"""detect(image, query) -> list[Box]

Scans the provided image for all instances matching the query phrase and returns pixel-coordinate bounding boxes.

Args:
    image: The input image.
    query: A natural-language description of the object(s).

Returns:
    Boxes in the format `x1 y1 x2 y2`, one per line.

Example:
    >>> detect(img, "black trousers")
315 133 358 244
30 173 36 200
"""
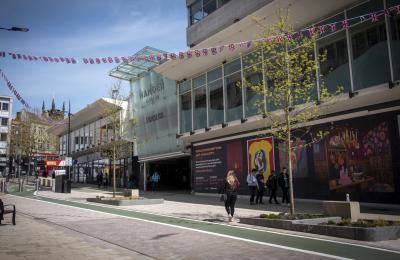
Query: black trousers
249 186 257 203
256 189 264 204
269 189 278 203
281 187 290 203
225 194 237 216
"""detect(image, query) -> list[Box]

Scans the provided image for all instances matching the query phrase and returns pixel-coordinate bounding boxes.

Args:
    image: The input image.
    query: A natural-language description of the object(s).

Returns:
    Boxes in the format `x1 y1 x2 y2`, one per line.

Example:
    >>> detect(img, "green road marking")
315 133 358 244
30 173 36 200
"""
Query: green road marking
10 191 400 260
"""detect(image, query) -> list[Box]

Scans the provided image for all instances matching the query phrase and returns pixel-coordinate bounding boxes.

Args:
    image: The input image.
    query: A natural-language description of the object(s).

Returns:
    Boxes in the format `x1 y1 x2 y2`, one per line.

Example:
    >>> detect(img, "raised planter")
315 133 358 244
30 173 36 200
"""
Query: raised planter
87 197 164 206
240 217 400 241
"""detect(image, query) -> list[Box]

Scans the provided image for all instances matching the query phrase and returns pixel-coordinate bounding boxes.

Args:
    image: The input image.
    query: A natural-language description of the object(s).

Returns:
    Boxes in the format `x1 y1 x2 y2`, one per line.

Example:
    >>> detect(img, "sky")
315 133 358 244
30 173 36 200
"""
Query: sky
0 0 187 115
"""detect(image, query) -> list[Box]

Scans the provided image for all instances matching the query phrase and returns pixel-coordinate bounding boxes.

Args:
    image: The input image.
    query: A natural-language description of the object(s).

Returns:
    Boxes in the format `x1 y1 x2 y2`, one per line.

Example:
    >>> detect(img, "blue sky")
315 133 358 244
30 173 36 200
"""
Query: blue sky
0 0 187 115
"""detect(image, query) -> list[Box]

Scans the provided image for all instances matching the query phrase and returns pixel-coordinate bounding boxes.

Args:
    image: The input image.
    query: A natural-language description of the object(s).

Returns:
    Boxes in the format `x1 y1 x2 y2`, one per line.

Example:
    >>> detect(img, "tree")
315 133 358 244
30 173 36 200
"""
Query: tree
98 81 127 197
246 13 342 215
10 109 58 187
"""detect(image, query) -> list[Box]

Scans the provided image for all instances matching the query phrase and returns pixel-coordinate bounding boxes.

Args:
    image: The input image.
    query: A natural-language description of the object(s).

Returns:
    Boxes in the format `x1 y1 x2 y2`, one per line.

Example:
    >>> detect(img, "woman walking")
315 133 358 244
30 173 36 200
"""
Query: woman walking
221 170 240 222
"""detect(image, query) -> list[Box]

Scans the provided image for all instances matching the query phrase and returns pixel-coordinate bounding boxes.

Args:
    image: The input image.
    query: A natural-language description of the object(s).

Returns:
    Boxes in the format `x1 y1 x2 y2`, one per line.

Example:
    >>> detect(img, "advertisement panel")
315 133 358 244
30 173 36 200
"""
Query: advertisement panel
247 137 275 183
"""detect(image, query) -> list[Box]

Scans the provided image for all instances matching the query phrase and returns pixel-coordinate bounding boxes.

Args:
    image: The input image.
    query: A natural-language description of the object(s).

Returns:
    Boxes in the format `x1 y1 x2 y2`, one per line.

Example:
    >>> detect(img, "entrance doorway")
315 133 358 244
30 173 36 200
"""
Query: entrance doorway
147 157 191 190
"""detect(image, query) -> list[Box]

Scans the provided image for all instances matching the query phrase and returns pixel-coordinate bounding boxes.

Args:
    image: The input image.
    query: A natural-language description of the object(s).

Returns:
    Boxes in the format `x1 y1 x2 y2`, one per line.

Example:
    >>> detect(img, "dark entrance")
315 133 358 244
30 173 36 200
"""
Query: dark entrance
148 157 191 190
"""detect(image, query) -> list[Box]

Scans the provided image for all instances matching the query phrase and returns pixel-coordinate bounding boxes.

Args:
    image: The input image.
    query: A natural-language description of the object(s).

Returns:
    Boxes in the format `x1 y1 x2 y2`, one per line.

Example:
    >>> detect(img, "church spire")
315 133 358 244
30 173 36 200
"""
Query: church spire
62 101 65 113
51 98 55 111
42 100 45 113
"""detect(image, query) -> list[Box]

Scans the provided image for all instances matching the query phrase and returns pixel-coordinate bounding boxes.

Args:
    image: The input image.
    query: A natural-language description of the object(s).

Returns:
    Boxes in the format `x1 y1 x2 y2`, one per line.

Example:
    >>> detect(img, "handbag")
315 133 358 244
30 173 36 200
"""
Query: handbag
220 194 226 201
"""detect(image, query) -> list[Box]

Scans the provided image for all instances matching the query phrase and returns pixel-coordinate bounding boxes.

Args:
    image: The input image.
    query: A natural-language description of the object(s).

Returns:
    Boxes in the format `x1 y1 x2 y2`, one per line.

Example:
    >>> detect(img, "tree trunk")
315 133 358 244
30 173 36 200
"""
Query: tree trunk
113 144 116 197
286 112 295 215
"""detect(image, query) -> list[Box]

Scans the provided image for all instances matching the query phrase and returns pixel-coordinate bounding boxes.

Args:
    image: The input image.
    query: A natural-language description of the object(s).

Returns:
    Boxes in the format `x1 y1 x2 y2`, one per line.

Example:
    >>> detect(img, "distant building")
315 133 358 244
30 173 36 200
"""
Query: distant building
0 95 12 176
48 98 136 187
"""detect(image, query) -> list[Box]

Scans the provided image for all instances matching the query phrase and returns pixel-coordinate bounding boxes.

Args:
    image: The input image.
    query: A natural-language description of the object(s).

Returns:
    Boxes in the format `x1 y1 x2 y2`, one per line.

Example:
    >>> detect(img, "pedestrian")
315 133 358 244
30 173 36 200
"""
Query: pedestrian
255 170 265 205
246 168 258 205
103 170 108 189
97 171 103 189
151 170 160 191
278 167 290 205
220 170 240 222
267 170 279 204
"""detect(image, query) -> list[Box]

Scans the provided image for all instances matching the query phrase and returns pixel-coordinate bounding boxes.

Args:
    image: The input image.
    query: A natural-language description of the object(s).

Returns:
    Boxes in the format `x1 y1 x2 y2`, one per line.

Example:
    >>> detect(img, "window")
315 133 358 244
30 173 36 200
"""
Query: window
224 59 242 122
389 0 400 80
243 50 264 117
348 0 390 90
193 74 207 130
0 133 7 142
190 0 203 25
203 0 217 17
179 80 192 133
1 103 9 111
1 118 8 126
189 0 230 25
207 67 224 126
180 92 192 133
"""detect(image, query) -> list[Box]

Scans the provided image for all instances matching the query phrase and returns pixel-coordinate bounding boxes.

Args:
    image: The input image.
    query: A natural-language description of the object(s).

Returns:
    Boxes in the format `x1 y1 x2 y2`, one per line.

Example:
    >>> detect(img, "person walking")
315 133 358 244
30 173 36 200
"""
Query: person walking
151 170 160 191
96 171 103 189
267 170 279 204
255 170 265 205
278 167 290 205
220 170 240 222
246 168 258 205
103 170 108 189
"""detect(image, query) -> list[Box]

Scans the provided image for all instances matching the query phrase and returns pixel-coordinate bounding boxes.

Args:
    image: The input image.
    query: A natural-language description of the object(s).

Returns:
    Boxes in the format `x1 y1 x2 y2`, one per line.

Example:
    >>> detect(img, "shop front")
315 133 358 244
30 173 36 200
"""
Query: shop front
191 111 400 203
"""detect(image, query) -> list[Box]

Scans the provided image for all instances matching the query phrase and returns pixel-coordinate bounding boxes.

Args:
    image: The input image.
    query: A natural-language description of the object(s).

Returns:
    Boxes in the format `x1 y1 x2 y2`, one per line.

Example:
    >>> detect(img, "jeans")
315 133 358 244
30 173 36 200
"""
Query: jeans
282 187 290 203
269 189 278 203
249 186 257 203
225 194 237 216
256 188 264 204
152 182 158 191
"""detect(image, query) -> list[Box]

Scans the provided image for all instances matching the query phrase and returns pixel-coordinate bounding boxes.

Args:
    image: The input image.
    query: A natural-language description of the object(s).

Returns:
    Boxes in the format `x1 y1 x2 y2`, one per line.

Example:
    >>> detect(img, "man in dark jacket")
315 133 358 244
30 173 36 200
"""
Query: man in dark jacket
278 167 290 205
255 170 265 204
267 170 279 204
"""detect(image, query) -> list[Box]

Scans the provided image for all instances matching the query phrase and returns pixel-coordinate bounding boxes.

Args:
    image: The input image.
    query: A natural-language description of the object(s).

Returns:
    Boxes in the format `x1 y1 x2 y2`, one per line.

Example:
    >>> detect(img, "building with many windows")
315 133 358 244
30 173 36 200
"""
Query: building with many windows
0 95 12 176
48 98 136 187
115 0 400 203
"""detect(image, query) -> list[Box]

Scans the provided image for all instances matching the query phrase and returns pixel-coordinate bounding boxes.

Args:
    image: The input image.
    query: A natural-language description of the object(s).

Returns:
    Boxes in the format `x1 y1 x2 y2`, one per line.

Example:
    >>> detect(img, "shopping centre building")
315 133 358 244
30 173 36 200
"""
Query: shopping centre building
112 0 400 203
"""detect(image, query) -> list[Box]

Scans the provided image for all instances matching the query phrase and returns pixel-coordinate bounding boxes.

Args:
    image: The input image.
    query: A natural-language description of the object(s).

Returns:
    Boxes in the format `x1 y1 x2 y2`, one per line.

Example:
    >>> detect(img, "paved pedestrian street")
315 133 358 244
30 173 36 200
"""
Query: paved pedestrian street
1 191 400 260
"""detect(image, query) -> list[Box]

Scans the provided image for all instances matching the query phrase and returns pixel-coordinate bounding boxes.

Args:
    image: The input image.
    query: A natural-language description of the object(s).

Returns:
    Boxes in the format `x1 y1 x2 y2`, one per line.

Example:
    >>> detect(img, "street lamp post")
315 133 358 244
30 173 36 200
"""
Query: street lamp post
0 27 29 32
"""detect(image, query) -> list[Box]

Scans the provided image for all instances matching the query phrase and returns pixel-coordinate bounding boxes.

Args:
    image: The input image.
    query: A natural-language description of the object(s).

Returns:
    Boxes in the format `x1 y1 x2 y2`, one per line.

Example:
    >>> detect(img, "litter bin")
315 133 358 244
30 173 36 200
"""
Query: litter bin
55 175 65 193
63 179 71 193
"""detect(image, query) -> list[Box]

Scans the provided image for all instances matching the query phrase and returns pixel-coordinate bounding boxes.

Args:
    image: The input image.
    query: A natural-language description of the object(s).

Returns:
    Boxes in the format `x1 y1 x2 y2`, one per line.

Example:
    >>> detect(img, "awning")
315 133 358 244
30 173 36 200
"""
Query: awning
109 46 168 81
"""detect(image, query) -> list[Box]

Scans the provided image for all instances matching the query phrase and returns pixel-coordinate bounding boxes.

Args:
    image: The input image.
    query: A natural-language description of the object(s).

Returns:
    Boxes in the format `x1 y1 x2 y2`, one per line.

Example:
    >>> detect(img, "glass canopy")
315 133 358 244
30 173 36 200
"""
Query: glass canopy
109 46 167 81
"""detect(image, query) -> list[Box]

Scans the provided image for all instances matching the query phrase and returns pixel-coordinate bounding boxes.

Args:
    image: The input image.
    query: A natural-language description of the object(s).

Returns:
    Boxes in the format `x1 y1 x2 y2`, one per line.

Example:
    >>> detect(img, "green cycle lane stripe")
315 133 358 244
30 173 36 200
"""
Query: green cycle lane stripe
10 192 400 260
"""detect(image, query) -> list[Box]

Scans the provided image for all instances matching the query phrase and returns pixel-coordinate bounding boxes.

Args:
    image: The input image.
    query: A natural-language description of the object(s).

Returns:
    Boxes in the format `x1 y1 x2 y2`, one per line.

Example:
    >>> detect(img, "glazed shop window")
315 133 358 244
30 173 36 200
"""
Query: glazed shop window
0 133 7 142
190 0 203 25
348 0 391 90
244 67 264 117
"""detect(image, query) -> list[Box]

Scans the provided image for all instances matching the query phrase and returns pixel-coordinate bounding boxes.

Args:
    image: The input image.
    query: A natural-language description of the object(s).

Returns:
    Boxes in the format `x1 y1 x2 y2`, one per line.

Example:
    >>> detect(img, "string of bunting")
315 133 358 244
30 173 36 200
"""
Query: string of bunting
0 69 67 126
1 5 399 65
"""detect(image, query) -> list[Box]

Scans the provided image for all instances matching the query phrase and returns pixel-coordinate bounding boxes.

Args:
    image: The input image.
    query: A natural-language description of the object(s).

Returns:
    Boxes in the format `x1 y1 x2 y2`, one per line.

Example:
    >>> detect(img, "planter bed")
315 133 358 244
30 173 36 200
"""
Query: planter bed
87 197 164 206
240 217 400 241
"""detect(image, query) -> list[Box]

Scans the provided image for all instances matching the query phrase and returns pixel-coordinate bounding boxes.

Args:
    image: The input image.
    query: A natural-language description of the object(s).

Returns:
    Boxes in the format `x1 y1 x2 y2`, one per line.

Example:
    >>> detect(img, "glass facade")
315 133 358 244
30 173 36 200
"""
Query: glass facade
178 0 400 134
189 0 231 25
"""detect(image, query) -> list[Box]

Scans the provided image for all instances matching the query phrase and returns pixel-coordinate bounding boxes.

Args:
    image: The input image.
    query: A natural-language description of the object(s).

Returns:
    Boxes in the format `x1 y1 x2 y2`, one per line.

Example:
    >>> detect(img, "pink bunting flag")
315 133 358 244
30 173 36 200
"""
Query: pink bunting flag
195 50 201 57
307 27 316 36
202 49 208 56
228 43 235 51
186 51 193 58
319 25 326 35
211 47 218 55
370 13 379 22
341 20 349 29
219 45 225 52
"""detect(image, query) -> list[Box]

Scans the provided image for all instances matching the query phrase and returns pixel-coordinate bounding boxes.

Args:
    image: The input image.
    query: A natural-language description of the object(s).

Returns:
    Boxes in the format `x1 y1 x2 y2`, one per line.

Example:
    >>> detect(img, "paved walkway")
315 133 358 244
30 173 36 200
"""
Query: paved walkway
2 185 400 259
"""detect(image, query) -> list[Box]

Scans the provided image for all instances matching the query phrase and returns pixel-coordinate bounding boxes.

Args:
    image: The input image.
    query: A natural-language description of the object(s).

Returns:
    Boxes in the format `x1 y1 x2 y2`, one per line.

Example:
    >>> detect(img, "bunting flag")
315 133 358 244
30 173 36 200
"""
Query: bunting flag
0 5 398 65
0 69 69 126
